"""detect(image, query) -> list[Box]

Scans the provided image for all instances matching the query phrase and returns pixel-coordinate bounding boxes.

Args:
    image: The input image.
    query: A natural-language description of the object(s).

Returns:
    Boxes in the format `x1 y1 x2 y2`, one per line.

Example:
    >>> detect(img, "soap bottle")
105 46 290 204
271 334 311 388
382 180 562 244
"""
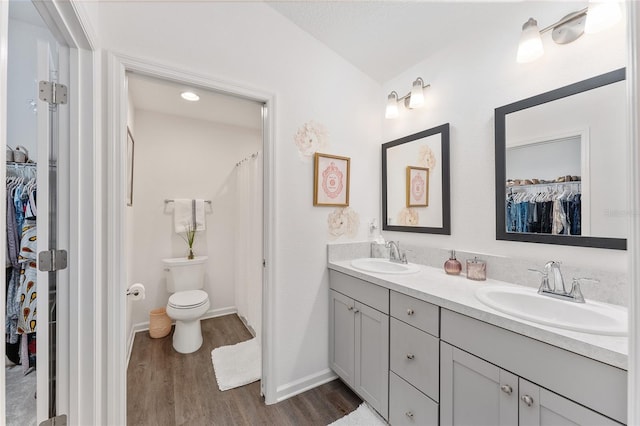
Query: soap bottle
444 250 462 275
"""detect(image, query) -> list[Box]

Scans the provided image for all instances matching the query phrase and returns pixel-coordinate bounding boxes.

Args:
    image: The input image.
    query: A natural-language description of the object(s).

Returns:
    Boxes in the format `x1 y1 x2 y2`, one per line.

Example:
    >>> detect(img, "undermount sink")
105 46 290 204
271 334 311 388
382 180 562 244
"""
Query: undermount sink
475 286 628 336
350 258 421 275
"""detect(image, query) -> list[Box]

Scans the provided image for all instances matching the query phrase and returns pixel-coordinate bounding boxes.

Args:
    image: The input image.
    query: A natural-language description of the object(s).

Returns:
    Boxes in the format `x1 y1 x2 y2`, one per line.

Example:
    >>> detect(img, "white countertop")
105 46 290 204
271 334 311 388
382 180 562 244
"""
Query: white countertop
328 259 628 370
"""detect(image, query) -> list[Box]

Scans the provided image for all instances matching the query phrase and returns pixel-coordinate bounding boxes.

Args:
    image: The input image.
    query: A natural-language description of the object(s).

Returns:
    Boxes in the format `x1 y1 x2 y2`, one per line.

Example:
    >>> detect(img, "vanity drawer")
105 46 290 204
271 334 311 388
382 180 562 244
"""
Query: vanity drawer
390 290 439 336
329 270 388 314
390 317 439 401
389 372 438 426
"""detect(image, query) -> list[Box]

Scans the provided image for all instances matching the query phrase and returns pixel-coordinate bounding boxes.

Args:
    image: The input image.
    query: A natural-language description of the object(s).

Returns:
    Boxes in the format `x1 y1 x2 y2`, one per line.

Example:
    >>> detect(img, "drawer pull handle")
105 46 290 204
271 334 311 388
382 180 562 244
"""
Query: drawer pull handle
353 309 359 314
347 306 354 311
521 395 534 407
500 385 512 395
407 308 415 316
406 353 415 360
405 411 414 418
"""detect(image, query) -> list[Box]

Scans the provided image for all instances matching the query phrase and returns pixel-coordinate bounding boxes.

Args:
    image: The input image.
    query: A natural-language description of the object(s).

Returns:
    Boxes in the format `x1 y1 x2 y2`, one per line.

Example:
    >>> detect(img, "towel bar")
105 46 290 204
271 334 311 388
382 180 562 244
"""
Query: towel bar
164 199 212 204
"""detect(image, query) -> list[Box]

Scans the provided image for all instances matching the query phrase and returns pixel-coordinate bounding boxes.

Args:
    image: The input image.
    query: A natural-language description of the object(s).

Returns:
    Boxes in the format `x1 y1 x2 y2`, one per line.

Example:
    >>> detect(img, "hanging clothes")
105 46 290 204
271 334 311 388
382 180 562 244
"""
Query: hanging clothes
506 182 581 236
17 219 37 336
5 163 37 371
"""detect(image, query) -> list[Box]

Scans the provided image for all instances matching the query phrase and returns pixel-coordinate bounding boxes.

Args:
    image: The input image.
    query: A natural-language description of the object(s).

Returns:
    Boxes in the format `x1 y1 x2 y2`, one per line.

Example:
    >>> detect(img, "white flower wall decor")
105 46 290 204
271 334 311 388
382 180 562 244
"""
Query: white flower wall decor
294 120 329 160
327 207 360 240
397 207 420 226
418 145 436 170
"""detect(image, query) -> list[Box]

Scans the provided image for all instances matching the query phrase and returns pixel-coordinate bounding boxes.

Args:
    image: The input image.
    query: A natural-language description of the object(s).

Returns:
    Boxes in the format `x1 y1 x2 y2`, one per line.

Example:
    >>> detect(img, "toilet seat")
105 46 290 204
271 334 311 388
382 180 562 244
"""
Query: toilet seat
168 290 209 309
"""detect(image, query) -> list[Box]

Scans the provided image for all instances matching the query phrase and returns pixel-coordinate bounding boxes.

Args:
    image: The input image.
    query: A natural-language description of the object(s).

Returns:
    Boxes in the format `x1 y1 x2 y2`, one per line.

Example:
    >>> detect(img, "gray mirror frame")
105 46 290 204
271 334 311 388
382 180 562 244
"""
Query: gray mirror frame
382 123 451 234
495 68 626 250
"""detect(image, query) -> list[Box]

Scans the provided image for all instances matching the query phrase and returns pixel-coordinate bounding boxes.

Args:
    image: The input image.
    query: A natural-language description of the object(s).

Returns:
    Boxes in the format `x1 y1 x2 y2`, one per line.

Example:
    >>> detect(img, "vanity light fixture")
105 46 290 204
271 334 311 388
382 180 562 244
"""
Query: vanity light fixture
385 77 430 119
516 0 622 64
180 91 200 102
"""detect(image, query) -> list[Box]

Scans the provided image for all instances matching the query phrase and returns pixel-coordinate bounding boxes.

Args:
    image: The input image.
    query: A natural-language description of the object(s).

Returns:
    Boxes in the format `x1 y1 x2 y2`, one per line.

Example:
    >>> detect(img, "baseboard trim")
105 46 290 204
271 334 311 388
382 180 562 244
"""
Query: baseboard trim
126 306 238 366
275 368 338 403
202 306 237 321
237 314 256 338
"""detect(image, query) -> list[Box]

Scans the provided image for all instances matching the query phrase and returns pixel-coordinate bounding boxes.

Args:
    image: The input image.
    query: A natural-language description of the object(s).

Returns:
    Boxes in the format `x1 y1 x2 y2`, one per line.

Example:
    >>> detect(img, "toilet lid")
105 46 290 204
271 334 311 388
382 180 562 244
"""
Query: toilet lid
168 290 209 309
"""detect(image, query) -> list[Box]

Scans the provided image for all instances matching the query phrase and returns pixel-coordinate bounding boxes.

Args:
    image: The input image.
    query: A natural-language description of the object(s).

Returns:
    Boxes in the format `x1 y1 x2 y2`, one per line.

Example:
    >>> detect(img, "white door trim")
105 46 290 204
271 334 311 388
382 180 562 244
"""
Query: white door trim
105 51 278 424
627 2 639 425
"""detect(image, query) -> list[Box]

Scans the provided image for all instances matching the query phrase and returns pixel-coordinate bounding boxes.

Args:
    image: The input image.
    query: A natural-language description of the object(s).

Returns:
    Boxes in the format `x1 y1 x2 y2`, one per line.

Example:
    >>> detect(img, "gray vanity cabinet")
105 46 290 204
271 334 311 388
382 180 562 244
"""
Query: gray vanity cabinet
440 342 518 426
441 309 627 425
329 271 390 419
518 379 621 426
441 343 621 426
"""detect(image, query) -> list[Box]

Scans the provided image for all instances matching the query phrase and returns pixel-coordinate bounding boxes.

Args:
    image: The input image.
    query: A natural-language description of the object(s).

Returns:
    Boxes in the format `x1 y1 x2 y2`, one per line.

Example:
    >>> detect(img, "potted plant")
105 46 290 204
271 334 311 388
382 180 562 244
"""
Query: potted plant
181 222 197 259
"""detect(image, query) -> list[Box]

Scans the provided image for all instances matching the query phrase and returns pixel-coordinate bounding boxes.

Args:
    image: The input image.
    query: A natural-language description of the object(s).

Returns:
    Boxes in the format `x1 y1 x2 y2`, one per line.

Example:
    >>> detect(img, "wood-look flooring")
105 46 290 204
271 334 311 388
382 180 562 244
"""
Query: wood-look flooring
127 314 361 425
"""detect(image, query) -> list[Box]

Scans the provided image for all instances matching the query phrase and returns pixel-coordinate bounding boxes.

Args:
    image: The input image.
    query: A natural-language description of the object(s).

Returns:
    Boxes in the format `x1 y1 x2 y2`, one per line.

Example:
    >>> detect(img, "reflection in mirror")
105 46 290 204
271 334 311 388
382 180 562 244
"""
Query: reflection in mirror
382 124 450 234
496 68 626 250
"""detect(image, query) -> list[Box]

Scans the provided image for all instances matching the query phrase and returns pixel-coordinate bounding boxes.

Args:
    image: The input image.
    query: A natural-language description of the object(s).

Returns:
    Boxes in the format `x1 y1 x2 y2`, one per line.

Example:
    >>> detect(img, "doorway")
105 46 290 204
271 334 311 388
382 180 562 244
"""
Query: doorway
124 70 264 349
107 54 276 424
1 0 95 424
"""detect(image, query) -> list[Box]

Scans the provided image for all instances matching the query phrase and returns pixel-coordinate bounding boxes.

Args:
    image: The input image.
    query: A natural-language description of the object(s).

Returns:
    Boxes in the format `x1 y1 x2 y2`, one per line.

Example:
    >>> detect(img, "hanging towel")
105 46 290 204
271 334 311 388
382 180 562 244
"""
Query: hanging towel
173 199 206 233
194 199 206 232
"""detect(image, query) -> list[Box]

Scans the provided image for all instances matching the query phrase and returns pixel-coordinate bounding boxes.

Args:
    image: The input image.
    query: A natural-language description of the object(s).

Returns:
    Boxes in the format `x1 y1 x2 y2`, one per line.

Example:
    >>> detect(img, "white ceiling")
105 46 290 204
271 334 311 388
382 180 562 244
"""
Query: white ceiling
266 1 585 84
126 1 585 128
127 72 263 130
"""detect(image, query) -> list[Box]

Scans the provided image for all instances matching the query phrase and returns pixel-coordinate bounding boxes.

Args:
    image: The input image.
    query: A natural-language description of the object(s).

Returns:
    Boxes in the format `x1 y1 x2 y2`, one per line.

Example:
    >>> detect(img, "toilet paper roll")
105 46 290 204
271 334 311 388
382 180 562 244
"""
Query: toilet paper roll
127 283 146 301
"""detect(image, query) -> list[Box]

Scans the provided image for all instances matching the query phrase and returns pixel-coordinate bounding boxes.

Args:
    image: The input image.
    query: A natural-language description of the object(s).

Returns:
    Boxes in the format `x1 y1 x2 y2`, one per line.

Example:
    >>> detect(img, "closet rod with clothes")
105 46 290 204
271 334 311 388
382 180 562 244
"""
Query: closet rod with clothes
6 161 38 373
506 181 581 236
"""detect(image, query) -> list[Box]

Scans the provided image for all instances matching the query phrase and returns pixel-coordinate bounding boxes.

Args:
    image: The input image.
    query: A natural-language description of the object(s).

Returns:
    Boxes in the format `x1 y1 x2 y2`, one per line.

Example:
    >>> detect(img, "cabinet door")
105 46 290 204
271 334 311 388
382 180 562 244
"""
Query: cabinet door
330 290 355 386
441 342 518 426
519 379 622 426
354 301 389 419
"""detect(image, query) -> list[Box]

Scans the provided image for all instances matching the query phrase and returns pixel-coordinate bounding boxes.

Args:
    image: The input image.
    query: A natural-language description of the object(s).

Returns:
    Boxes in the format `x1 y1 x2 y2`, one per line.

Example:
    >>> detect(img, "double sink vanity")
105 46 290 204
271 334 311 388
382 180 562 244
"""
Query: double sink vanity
328 254 628 426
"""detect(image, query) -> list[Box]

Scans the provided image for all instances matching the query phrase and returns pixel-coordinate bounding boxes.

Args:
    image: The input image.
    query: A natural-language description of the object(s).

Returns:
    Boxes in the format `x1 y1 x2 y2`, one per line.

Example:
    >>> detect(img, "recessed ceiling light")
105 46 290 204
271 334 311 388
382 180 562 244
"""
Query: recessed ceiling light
181 91 200 102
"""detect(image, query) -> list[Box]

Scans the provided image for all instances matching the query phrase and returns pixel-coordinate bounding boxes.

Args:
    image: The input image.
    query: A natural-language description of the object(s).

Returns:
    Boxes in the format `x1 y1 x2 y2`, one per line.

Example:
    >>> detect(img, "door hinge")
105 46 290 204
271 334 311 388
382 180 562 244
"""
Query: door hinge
38 249 68 272
40 415 67 426
39 81 68 105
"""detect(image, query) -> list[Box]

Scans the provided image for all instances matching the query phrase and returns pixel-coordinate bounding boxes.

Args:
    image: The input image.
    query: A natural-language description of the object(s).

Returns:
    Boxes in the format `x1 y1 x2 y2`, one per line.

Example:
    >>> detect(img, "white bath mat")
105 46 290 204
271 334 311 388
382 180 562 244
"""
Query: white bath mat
328 403 386 426
211 337 261 391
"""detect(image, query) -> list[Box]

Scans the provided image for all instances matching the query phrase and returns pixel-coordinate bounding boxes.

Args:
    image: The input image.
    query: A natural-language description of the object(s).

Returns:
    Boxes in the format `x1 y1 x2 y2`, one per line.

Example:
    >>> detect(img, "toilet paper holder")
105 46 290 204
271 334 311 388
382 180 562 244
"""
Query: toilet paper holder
126 288 141 296
126 283 146 300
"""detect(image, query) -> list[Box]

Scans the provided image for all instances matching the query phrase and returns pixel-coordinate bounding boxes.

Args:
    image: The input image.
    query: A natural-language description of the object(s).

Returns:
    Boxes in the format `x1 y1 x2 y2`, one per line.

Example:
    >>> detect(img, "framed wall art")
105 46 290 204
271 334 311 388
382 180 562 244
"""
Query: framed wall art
406 166 429 207
314 152 350 206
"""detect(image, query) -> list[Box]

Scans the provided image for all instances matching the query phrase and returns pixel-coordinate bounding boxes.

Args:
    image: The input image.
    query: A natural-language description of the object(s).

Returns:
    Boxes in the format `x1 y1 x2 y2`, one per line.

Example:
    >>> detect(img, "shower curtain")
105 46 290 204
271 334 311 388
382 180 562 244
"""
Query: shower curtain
234 152 263 343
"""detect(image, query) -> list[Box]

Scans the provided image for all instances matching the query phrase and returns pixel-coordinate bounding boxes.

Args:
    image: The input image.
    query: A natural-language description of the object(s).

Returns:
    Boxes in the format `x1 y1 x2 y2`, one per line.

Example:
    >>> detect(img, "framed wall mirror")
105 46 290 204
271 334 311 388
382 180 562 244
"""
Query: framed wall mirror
495 68 627 250
382 123 451 234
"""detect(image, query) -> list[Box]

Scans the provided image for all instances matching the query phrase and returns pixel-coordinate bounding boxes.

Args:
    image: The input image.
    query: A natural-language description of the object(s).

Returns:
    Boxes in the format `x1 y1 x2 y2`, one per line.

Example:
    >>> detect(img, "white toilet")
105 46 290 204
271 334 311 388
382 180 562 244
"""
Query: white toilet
162 256 211 354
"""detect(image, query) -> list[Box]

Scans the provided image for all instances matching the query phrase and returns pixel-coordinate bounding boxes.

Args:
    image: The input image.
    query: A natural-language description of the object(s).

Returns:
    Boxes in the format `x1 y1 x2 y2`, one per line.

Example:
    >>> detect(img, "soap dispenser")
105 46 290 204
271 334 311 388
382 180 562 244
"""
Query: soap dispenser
444 250 462 275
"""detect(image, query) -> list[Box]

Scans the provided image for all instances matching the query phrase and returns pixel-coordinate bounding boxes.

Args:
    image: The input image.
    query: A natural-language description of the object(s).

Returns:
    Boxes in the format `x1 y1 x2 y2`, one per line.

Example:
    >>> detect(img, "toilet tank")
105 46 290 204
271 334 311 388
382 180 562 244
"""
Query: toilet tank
162 256 208 292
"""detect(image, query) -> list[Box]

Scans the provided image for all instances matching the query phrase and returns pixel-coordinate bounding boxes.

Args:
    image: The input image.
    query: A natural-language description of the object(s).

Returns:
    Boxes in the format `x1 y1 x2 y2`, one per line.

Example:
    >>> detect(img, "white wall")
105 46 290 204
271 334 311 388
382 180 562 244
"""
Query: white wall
94 1 382 401
129 109 261 327
381 3 628 272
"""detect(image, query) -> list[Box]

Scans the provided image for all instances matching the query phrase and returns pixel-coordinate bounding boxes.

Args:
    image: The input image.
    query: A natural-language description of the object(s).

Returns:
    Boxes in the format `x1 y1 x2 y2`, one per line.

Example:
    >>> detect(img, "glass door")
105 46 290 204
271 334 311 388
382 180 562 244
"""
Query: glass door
4 2 64 424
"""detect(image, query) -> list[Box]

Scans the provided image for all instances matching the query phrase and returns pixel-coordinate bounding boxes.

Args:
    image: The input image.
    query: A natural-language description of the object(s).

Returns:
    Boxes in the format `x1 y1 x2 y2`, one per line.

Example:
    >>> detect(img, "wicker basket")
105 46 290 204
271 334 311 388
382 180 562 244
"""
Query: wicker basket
149 307 172 338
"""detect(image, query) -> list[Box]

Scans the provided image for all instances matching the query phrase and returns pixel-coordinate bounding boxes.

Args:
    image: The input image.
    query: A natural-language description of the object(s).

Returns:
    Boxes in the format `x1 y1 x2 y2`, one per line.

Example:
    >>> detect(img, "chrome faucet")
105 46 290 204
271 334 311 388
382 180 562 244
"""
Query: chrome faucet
528 261 595 303
386 241 407 264
545 261 567 294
